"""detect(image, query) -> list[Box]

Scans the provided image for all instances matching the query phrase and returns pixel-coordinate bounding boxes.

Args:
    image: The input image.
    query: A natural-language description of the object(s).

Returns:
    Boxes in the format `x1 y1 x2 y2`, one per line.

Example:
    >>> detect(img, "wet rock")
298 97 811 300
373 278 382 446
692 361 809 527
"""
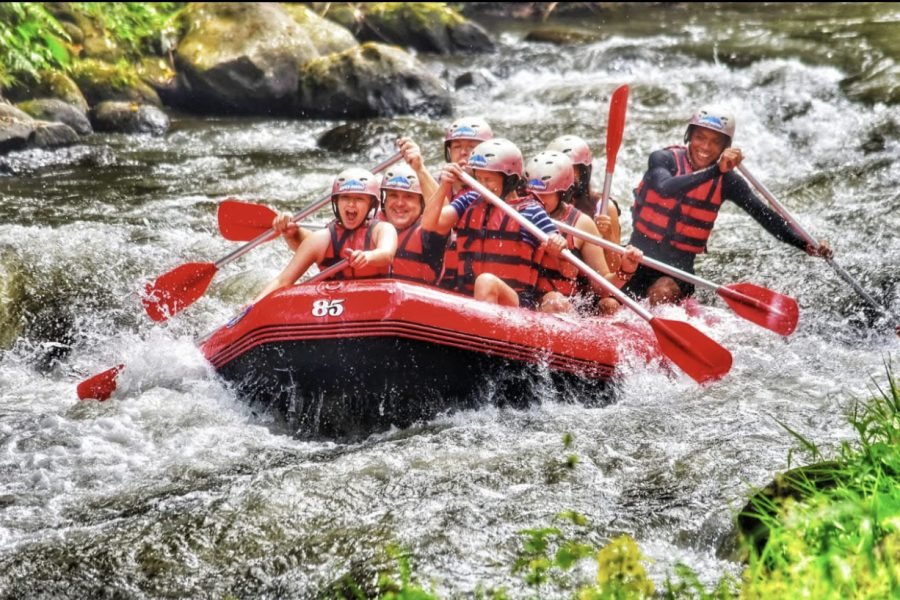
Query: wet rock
32 121 80 149
16 99 93 135
525 27 603 45
453 70 495 91
841 57 900 106
317 120 406 153
90 101 169 136
0 104 34 122
0 111 36 155
71 59 162 108
322 2 494 54
2 71 89 113
281 4 358 55
175 2 318 115
297 43 452 119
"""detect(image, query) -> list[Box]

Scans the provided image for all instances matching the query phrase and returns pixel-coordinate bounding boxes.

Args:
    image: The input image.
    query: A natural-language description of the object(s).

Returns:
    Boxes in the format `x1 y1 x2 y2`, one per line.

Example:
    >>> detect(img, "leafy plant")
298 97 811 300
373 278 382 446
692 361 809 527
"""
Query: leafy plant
69 2 184 57
0 3 70 87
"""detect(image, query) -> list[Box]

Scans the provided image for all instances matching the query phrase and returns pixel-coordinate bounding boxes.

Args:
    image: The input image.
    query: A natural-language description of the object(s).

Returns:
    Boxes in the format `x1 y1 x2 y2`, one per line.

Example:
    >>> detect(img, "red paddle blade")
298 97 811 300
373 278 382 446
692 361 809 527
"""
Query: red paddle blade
650 317 732 384
142 262 218 322
605 84 629 172
718 283 799 336
77 364 125 401
218 199 277 242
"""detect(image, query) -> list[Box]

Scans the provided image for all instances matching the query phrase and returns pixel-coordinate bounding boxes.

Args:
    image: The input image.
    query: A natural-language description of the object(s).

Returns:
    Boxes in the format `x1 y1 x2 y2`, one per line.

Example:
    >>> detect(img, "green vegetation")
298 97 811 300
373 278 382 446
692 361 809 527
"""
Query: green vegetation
739 365 900 599
0 2 182 88
0 3 70 86
358 368 899 598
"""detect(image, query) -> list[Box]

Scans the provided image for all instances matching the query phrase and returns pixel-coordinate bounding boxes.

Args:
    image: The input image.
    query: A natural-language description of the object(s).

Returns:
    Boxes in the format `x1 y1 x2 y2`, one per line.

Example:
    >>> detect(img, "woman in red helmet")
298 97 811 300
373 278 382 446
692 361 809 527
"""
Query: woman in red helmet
626 105 831 305
251 168 397 303
546 134 624 273
423 138 568 309
525 150 642 314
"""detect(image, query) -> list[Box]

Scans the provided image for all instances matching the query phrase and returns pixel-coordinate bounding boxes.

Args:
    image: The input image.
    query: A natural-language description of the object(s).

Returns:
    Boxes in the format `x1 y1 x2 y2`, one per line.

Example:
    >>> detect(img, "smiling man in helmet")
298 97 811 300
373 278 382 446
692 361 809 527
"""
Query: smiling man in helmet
625 105 831 305
396 116 495 292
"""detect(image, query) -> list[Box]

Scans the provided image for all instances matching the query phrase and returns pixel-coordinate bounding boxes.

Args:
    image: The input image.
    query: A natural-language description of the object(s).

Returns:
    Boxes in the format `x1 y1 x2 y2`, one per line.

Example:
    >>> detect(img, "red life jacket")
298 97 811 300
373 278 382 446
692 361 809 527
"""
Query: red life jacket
536 203 583 296
633 146 724 254
455 195 543 295
438 186 469 291
390 219 444 285
438 232 459 290
322 220 388 280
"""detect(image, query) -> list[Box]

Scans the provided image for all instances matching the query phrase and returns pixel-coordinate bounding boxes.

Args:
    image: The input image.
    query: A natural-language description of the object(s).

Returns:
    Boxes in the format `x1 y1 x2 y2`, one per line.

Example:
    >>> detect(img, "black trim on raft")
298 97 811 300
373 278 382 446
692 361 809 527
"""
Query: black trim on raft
216 335 618 440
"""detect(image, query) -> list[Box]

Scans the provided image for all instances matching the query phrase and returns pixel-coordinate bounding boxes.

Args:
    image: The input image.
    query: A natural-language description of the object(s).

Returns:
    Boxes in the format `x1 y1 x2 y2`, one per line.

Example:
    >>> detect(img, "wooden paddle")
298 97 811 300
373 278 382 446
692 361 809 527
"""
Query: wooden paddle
142 151 403 322
459 171 732 384
77 259 351 401
553 219 800 336
596 84 629 217
738 164 899 333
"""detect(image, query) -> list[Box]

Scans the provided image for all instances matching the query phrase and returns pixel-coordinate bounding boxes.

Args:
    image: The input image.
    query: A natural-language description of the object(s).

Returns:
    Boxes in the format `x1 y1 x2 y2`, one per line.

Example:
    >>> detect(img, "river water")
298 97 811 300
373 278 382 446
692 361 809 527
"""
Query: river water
1 4 898 598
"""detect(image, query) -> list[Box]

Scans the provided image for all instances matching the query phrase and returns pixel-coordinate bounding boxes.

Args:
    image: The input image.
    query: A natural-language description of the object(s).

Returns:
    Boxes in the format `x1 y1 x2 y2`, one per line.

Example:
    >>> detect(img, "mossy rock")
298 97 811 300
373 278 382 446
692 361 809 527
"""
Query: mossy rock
71 59 161 108
174 2 318 114
737 461 842 557
280 4 358 55
0 246 28 348
296 42 452 118
319 2 494 54
16 99 92 135
136 57 180 106
45 2 126 62
2 71 89 113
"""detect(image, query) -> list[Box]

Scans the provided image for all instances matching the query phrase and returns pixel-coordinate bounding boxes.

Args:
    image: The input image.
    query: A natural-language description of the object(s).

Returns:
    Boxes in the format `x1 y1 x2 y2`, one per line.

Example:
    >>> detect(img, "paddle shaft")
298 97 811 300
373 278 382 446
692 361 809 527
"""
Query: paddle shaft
459 173 653 321
738 164 895 320
552 219 721 293
212 151 403 270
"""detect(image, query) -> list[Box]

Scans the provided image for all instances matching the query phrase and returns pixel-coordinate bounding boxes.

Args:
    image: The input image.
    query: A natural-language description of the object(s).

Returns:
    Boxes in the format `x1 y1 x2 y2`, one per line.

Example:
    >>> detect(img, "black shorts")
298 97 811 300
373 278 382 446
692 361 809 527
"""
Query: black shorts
621 263 695 300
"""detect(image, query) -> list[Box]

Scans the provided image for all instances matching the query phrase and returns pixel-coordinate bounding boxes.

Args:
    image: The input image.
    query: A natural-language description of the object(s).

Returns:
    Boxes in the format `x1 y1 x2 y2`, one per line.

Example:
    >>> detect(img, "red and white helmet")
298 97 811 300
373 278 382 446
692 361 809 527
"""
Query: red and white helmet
380 163 422 196
467 138 523 176
331 168 381 202
685 105 736 145
331 167 380 224
525 151 575 194
444 116 493 145
546 135 592 167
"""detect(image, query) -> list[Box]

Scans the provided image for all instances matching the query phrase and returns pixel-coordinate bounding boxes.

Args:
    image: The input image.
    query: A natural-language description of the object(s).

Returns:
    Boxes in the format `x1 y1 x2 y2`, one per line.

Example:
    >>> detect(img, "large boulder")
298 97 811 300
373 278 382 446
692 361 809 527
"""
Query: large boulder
70 59 162 107
174 2 319 114
280 4 358 55
296 42 452 119
16 99 92 135
323 3 494 54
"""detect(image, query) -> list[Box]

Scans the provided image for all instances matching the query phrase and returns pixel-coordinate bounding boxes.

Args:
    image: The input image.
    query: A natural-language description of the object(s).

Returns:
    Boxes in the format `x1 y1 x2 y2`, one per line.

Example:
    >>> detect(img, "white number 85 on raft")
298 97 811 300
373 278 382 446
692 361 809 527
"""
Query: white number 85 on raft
312 299 345 317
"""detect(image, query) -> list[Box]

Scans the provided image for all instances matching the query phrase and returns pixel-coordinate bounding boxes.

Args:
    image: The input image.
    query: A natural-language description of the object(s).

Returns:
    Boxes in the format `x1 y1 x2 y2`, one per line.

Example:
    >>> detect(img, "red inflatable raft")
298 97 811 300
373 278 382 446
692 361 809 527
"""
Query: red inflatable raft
199 279 657 438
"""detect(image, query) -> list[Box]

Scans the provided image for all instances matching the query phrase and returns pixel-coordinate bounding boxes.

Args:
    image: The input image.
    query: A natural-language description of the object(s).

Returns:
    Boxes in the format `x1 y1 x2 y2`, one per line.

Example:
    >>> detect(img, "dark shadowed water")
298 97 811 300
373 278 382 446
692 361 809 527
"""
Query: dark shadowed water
1 3 898 597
